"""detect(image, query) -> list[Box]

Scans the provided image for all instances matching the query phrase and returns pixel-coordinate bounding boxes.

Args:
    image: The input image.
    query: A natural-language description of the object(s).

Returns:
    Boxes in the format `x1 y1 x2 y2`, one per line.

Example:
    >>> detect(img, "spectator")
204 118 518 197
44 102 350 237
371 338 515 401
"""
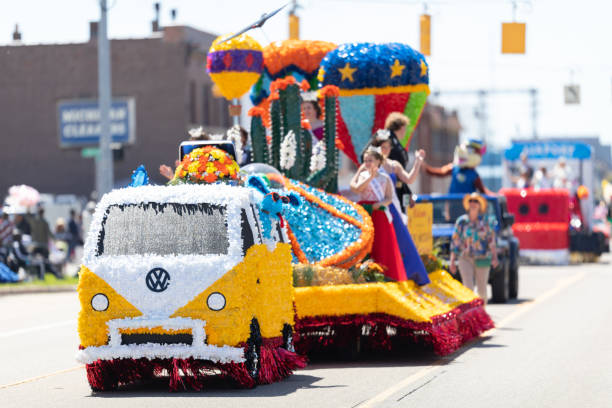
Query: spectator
0 210 14 247
533 166 552 189
518 152 534 187
239 126 253 166
449 193 499 305
13 213 31 236
552 157 572 189
28 207 52 259
67 209 82 260
7 229 30 276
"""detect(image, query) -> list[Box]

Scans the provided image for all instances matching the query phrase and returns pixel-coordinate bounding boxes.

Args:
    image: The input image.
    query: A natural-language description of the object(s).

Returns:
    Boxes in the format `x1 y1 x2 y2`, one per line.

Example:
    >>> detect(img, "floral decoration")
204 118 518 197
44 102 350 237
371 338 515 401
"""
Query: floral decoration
172 147 240 184
207 33 264 100
279 130 297 170
250 40 337 105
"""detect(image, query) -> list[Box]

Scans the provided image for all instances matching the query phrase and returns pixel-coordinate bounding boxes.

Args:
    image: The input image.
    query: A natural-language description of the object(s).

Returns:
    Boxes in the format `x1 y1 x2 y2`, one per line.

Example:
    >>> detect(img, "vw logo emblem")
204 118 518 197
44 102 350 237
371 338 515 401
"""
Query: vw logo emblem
146 268 170 292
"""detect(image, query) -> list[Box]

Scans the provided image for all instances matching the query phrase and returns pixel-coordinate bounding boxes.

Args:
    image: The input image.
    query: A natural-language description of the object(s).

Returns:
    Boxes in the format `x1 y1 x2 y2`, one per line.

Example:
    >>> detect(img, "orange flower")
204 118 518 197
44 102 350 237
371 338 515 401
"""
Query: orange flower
268 91 280 101
301 119 312 130
262 40 337 77
335 138 345 150
203 173 218 183
248 106 266 117
319 85 340 98
300 79 310 92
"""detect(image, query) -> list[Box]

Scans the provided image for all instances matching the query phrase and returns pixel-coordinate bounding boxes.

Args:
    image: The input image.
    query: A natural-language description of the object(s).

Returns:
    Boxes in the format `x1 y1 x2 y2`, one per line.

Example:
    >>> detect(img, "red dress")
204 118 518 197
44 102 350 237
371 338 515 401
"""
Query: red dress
357 172 407 281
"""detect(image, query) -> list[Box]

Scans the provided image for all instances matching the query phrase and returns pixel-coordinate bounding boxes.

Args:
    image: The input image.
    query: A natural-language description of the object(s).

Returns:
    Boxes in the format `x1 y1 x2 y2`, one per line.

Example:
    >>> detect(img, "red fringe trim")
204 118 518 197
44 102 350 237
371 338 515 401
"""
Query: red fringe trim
294 299 494 356
85 344 306 392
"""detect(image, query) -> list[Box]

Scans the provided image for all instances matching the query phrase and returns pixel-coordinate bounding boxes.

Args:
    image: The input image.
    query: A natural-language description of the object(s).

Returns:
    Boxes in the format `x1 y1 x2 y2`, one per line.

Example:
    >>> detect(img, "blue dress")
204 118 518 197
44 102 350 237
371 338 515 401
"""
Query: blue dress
388 173 430 285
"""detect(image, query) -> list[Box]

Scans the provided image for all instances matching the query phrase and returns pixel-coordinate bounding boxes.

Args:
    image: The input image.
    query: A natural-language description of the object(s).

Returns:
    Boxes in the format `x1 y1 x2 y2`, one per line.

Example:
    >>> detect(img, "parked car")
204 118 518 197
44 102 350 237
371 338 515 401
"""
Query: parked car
416 193 520 303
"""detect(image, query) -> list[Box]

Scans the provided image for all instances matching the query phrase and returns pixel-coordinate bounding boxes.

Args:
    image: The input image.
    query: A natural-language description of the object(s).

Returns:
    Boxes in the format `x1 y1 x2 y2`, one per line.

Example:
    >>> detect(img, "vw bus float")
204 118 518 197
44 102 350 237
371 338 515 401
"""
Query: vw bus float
76 183 303 390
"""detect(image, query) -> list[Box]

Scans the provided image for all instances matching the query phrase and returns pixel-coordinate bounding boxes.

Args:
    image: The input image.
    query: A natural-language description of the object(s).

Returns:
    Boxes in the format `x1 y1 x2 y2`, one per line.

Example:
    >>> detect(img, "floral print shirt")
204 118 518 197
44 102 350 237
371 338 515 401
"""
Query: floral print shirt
450 214 497 258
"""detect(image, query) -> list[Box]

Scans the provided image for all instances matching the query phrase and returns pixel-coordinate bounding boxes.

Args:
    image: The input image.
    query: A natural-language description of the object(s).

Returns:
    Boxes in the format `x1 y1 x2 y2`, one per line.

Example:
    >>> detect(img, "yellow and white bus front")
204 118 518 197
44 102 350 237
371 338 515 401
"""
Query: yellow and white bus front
76 184 291 368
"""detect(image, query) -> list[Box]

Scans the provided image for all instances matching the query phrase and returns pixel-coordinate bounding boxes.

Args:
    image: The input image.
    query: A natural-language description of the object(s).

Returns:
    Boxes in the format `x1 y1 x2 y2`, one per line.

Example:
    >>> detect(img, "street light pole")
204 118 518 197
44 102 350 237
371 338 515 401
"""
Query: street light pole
96 0 114 197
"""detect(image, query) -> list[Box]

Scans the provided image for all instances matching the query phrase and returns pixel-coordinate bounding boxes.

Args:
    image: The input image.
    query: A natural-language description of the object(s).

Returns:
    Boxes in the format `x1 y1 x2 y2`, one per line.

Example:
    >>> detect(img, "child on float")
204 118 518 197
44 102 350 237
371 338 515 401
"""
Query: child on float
350 146 407 281
370 129 430 285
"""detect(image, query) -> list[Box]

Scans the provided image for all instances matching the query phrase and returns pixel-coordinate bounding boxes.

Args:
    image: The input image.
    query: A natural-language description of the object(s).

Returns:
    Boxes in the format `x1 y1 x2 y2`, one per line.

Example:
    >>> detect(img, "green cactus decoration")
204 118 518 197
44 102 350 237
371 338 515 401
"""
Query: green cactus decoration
269 97 282 170
250 113 268 164
307 87 339 193
281 84 303 179
247 79 340 192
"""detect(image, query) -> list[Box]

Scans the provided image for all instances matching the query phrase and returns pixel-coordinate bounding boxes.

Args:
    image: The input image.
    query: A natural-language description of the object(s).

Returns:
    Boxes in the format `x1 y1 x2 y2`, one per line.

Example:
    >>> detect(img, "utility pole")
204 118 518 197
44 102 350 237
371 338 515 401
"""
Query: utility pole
96 0 114 197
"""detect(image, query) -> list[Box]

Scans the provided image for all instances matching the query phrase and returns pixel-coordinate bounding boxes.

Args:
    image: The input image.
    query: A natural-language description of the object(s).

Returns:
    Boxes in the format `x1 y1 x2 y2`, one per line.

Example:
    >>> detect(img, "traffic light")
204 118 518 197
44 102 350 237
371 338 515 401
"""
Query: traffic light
289 13 299 40
420 14 431 56
502 22 526 54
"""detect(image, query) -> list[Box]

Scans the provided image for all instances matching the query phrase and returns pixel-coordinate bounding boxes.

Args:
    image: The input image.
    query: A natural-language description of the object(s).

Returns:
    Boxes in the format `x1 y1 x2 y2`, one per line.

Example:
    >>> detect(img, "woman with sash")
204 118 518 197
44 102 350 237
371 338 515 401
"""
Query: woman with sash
350 146 407 281
370 129 430 285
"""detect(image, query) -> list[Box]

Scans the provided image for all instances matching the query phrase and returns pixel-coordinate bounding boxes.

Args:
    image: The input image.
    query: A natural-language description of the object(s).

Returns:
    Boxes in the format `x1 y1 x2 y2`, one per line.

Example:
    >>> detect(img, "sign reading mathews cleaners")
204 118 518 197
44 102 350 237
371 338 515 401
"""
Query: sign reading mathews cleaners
58 98 136 147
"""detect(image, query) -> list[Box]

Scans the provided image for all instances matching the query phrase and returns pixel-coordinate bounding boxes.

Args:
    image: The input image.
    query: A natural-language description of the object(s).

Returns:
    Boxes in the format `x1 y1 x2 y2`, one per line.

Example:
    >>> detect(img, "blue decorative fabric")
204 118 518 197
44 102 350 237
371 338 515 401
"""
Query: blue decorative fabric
388 174 429 285
449 167 479 194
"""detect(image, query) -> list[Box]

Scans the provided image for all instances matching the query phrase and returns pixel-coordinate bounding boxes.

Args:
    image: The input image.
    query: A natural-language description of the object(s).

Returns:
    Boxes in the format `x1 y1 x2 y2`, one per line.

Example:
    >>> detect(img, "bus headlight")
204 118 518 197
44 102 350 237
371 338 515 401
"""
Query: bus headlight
91 293 109 312
207 292 226 311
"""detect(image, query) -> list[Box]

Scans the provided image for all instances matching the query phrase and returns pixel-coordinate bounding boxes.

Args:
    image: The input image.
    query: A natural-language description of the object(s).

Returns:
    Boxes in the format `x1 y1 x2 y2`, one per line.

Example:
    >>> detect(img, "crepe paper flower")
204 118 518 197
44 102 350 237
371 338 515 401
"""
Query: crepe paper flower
173 147 240 184
300 80 311 92
280 131 297 170
301 119 312 130
335 138 345 151
310 141 326 173
318 85 340 98
248 106 266 117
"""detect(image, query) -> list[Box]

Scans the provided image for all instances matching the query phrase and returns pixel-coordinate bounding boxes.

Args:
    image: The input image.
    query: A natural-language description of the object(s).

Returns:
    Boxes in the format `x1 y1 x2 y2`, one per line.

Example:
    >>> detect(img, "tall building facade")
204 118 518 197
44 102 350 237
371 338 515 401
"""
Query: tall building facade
0 25 231 197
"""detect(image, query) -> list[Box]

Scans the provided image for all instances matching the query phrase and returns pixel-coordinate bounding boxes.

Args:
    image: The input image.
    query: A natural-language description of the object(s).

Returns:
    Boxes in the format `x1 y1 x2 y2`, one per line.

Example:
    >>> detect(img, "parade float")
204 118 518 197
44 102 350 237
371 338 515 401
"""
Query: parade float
501 141 607 263
76 38 495 391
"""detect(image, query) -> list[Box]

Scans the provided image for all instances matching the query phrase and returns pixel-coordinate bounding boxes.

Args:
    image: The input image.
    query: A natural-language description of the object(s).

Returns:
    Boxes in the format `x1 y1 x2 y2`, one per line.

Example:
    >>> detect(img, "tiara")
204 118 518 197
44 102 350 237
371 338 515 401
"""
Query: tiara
374 129 391 141
188 126 204 138
301 91 318 102
366 145 383 154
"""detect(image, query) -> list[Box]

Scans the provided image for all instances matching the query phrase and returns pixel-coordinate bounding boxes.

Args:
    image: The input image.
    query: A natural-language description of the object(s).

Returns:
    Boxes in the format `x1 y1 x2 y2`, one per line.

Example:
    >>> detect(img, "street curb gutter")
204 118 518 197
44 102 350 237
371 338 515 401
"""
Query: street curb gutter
0 285 77 296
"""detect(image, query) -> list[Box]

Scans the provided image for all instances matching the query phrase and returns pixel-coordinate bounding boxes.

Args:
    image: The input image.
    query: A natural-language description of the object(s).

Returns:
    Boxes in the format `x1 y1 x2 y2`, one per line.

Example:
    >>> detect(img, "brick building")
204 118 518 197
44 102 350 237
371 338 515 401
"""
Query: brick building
0 24 231 197
409 104 461 194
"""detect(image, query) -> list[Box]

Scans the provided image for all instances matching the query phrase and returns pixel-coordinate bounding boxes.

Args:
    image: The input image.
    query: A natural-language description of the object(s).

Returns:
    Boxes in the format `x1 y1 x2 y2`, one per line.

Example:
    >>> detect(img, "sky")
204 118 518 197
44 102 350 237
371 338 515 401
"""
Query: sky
2 0 612 149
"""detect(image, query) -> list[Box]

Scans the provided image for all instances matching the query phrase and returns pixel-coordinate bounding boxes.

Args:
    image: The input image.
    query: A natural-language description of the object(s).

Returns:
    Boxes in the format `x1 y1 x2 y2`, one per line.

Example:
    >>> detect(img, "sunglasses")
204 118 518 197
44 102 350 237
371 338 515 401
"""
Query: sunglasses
268 192 290 204
468 199 480 204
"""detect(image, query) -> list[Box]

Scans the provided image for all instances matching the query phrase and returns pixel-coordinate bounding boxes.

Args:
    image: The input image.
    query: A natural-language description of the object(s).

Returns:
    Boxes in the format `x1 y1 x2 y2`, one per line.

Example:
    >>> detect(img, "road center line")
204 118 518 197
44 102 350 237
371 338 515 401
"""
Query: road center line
360 270 587 407
0 320 75 339
0 365 84 390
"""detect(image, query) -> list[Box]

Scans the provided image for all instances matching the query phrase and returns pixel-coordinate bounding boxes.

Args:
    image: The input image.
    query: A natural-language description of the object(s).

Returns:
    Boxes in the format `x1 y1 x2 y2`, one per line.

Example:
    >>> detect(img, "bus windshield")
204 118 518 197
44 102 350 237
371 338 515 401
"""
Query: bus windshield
98 203 229 256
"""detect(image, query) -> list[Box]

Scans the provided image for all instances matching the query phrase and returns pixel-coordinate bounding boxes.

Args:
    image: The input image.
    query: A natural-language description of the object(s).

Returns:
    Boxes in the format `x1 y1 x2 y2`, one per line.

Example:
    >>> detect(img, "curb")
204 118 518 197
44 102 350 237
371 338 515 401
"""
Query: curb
0 285 77 296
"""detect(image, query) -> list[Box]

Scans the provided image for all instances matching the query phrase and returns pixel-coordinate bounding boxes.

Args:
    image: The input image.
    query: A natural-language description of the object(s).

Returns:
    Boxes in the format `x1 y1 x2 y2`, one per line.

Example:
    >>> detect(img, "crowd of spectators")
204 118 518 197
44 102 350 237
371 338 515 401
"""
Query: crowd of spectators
0 205 84 281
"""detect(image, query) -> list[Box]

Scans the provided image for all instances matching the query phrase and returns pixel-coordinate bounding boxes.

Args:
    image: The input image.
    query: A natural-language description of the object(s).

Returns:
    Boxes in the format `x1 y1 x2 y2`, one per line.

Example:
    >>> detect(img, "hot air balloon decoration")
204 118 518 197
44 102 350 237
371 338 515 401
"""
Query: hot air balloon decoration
206 33 264 119
319 42 430 164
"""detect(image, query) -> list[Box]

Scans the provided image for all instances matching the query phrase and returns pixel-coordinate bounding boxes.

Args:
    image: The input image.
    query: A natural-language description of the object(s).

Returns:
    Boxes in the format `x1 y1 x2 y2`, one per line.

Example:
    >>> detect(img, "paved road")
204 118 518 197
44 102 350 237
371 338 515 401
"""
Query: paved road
2 256 612 407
